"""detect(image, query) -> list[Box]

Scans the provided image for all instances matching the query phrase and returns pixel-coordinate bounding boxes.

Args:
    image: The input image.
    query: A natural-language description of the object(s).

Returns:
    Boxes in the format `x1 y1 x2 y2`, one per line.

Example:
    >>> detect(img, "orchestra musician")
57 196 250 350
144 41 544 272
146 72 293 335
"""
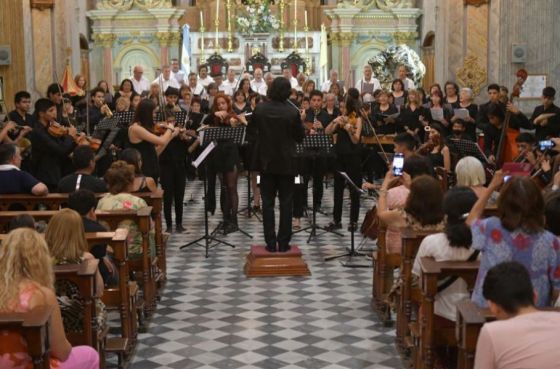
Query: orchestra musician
324 96 363 231
207 93 247 234
127 99 180 184
46 83 65 123
30 98 80 191
159 87 189 233
79 87 112 134
530 87 560 141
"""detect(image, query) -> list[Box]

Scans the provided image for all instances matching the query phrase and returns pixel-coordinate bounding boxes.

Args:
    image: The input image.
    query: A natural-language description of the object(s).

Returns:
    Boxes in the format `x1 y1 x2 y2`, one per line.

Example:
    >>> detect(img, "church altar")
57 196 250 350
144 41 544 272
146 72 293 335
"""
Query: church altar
86 0 423 88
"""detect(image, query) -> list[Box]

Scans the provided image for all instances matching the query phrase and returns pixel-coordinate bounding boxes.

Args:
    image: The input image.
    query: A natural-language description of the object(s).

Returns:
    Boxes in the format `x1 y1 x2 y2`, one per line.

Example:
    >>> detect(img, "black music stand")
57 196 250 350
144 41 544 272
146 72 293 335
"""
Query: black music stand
237 138 262 222
93 117 120 160
448 138 489 164
293 134 343 243
324 171 370 267
155 110 187 125
201 126 253 239
114 111 135 128
180 142 235 257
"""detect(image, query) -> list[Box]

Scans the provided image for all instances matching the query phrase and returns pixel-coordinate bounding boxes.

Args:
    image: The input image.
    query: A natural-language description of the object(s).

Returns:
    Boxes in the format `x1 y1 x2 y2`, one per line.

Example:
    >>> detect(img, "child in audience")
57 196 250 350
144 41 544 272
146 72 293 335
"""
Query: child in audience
412 186 479 322
466 171 560 308
0 228 99 369
474 262 560 369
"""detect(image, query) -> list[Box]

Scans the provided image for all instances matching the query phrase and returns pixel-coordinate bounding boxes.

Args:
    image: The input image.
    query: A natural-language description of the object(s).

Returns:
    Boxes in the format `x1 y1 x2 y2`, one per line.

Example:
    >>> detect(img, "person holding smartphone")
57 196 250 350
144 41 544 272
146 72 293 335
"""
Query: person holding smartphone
325 96 362 231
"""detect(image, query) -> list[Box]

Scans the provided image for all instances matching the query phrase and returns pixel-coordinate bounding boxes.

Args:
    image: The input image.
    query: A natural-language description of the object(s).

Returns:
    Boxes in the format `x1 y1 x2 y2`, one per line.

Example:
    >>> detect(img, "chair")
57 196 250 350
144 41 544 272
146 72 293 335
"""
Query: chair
280 51 306 77
245 52 271 74
206 53 229 76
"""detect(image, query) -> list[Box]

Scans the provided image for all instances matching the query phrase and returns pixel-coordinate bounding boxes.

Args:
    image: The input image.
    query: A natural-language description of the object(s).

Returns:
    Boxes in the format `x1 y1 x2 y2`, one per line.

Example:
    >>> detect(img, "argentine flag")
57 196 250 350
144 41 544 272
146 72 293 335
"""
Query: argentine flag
181 24 191 75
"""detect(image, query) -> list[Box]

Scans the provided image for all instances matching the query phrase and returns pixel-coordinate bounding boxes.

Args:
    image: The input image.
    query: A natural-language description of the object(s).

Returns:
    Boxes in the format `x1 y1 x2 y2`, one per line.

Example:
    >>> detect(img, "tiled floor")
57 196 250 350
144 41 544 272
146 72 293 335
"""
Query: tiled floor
128 179 403 369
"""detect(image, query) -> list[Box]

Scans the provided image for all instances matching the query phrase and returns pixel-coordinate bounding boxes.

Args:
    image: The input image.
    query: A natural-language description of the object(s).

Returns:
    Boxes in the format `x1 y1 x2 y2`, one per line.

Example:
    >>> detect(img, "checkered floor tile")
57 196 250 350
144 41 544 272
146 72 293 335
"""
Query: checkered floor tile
123 178 403 369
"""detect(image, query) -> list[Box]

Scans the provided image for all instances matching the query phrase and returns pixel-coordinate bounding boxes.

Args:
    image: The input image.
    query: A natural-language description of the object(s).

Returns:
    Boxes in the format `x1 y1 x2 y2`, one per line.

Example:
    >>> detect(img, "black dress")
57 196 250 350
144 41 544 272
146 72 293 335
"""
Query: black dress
128 137 159 182
371 104 399 134
209 114 240 173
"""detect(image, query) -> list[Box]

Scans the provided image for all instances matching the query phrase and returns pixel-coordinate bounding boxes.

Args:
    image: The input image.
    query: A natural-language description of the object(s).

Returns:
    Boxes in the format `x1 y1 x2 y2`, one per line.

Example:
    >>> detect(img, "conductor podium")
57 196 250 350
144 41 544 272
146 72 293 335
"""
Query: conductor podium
244 245 311 277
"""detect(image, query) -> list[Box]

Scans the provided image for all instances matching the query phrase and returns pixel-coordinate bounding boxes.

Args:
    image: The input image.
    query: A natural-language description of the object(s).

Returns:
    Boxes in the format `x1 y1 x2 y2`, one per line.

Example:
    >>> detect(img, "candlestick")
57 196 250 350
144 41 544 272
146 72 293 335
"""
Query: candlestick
279 0 285 52
215 0 220 51
200 23 206 65
293 0 298 49
226 0 233 52
304 10 308 28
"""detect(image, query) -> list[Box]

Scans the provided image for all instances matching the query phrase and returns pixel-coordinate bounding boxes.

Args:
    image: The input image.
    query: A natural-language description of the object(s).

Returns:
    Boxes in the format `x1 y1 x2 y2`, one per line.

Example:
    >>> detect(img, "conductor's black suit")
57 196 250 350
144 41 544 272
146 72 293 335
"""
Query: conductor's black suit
249 99 305 252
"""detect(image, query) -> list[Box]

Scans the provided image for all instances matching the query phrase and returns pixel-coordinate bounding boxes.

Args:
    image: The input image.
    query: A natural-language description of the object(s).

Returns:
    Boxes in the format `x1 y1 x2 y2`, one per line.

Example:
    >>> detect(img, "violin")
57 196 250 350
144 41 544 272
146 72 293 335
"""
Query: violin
47 121 101 151
153 122 173 135
47 121 69 138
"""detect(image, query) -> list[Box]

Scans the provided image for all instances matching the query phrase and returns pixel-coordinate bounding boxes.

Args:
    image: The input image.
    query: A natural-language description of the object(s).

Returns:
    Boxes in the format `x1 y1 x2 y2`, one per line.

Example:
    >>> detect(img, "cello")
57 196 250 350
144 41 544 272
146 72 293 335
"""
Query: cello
494 69 528 169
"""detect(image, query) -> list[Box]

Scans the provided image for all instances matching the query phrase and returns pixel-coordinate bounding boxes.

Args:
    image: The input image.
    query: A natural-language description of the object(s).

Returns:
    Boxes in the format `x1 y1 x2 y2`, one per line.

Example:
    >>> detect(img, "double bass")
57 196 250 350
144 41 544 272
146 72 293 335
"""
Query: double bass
494 69 528 169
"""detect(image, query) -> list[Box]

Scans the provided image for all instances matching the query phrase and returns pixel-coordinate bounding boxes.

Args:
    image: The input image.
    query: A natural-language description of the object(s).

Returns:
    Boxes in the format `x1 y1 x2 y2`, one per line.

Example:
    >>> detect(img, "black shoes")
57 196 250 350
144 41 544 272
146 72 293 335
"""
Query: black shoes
265 244 291 253
325 222 342 231
265 245 276 253
175 225 187 233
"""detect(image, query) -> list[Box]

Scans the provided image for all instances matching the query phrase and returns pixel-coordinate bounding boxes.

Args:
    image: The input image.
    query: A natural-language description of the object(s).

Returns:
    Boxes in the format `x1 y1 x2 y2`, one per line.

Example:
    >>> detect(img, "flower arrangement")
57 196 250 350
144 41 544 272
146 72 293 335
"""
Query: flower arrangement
236 0 280 35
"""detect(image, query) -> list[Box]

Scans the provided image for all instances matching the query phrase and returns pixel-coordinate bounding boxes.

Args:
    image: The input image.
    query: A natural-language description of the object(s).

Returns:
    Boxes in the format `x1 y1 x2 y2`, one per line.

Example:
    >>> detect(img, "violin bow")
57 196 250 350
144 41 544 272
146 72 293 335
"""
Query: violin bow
360 106 390 165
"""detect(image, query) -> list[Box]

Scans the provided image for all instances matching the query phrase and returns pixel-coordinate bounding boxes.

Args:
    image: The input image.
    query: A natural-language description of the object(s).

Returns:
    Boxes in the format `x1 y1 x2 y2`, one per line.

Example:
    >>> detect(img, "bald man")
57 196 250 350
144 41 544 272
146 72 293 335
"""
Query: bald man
132 65 150 95
355 65 381 95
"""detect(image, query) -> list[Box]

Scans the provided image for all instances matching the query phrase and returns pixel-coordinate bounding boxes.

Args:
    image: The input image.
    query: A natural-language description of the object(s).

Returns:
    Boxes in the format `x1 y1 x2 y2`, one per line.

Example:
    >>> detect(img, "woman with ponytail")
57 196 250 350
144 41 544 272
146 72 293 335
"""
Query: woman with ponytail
412 186 479 322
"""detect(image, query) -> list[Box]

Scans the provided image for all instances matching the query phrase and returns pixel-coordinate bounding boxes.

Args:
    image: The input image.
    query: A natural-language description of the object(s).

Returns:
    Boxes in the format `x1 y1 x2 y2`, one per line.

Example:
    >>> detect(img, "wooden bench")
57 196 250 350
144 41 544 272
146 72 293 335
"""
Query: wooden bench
371 222 400 325
54 259 107 368
0 305 54 369
396 228 438 353
415 257 480 369
0 191 167 282
0 208 157 317
455 300 490 369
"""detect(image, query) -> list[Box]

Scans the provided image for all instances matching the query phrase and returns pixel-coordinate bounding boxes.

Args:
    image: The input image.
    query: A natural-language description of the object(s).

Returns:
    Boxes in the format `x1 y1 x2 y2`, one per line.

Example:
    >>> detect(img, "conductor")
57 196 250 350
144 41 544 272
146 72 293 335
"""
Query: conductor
249 77 305 252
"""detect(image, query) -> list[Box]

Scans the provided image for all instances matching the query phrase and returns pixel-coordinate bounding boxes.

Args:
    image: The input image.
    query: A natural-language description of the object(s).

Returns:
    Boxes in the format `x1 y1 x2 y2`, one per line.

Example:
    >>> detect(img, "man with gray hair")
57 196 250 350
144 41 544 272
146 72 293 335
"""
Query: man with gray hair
397 65 415 91
355 64 381 95
263 72 275 96
321 69 341 93
152 64 180 91
131 65 150 95
251 68 267 96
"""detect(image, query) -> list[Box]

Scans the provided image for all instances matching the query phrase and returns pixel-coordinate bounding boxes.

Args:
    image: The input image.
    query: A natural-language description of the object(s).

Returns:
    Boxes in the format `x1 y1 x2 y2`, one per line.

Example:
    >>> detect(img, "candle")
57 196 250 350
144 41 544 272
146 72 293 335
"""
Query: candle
294 0 297 20
200 11 203 28
304 10 308 28
294 0 297 47
216 0 220 15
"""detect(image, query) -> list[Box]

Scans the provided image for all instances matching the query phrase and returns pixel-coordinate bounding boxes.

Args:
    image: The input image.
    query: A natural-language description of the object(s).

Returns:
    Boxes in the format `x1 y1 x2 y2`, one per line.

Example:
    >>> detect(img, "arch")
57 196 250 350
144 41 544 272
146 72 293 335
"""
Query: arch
113 44 160 82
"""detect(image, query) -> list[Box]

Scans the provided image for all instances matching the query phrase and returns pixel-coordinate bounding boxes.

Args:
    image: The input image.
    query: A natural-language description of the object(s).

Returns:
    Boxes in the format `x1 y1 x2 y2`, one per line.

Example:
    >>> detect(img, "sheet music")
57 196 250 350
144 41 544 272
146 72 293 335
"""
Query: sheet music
192 141 216 168
453 108 470 120
338 171 366 195
430 107 444 122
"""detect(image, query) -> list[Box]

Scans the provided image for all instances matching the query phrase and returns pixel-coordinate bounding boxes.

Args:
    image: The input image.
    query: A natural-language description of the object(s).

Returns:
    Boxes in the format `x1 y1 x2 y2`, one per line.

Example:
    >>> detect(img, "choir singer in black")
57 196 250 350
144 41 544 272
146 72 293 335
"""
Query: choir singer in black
249 78 305 253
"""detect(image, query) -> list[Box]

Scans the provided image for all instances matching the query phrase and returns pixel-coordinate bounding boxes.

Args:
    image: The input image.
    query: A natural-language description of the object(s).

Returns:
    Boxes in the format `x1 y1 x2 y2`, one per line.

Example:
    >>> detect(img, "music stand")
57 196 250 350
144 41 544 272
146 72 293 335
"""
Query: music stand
180 142 235 257
324 171 370 267
155 110 187 126
448 138 489 164
237 138 262 222
114 111 135 128
93 117 120 159
293 134 343 243
200 126 253 239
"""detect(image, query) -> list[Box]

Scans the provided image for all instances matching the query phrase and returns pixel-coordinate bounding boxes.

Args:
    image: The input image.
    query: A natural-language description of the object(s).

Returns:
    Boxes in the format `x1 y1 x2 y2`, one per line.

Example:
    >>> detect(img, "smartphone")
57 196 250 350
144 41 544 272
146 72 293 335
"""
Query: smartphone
392 153 404 176
539 140 554 151
504 175 511 182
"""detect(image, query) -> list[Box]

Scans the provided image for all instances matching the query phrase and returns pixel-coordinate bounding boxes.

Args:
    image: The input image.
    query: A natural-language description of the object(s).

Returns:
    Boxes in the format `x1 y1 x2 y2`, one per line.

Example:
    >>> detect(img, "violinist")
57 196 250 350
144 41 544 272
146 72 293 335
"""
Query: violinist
3 92 34 169
515 133 553 187
5 91 35 129
30 98 80 191
46 83 65 123
208 93 246 233
324 96 363 231
79 87 112 134
127 99 180 184
530 87 560 141
417 122 451 171
159 87 189 233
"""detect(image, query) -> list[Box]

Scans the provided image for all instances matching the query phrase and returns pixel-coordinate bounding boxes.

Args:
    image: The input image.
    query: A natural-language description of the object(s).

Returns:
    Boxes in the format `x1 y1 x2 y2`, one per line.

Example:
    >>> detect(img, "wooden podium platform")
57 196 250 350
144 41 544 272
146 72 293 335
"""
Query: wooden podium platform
244 245 311 278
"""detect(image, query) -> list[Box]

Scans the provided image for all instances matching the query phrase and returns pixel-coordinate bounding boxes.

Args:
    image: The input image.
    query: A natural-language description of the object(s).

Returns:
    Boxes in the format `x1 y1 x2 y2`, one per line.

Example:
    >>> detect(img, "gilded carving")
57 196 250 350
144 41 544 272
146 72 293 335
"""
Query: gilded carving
155 32 180 46
393 31 417 45
97 0 172 10
337 0 413 11
331 32 356 47
464 0 489 6
456 55 487 97
93 33 117 47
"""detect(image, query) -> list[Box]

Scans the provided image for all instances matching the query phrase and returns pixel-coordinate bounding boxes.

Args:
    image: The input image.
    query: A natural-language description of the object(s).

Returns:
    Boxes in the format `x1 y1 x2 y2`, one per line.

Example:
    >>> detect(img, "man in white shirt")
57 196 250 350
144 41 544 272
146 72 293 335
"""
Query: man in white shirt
198 65 214 88
321 69 341 93
170 58 185 85
187 72 205 96
213 73 233 96
251 68 267 96
295 73 307 92
152 65 180 92
222 69 239 93
131 65 150 95
398 65 415 91
282 67 299 89
355 64 381 96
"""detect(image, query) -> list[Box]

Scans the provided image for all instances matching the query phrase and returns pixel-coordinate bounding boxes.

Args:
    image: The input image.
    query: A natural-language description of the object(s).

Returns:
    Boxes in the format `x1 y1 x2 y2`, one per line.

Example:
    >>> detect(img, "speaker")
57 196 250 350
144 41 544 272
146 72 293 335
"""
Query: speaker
511 43 527 63
0 46 11 65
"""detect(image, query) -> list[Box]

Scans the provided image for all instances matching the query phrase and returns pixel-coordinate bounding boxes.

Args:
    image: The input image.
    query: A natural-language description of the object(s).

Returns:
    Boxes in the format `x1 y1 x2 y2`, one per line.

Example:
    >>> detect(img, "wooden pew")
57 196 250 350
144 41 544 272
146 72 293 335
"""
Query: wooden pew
0 190 167 281
54 259 106 368
0 305 54 369
0 208 157 317
371 222 400 325
415 257 480 369
396 228 438 353
455 300 490 369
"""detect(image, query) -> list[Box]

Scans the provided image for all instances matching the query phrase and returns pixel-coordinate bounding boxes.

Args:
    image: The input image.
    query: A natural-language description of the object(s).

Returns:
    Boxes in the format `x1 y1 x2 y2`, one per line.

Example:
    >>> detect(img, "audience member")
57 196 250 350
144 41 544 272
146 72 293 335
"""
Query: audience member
0 143 48 195
58 145 108 193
